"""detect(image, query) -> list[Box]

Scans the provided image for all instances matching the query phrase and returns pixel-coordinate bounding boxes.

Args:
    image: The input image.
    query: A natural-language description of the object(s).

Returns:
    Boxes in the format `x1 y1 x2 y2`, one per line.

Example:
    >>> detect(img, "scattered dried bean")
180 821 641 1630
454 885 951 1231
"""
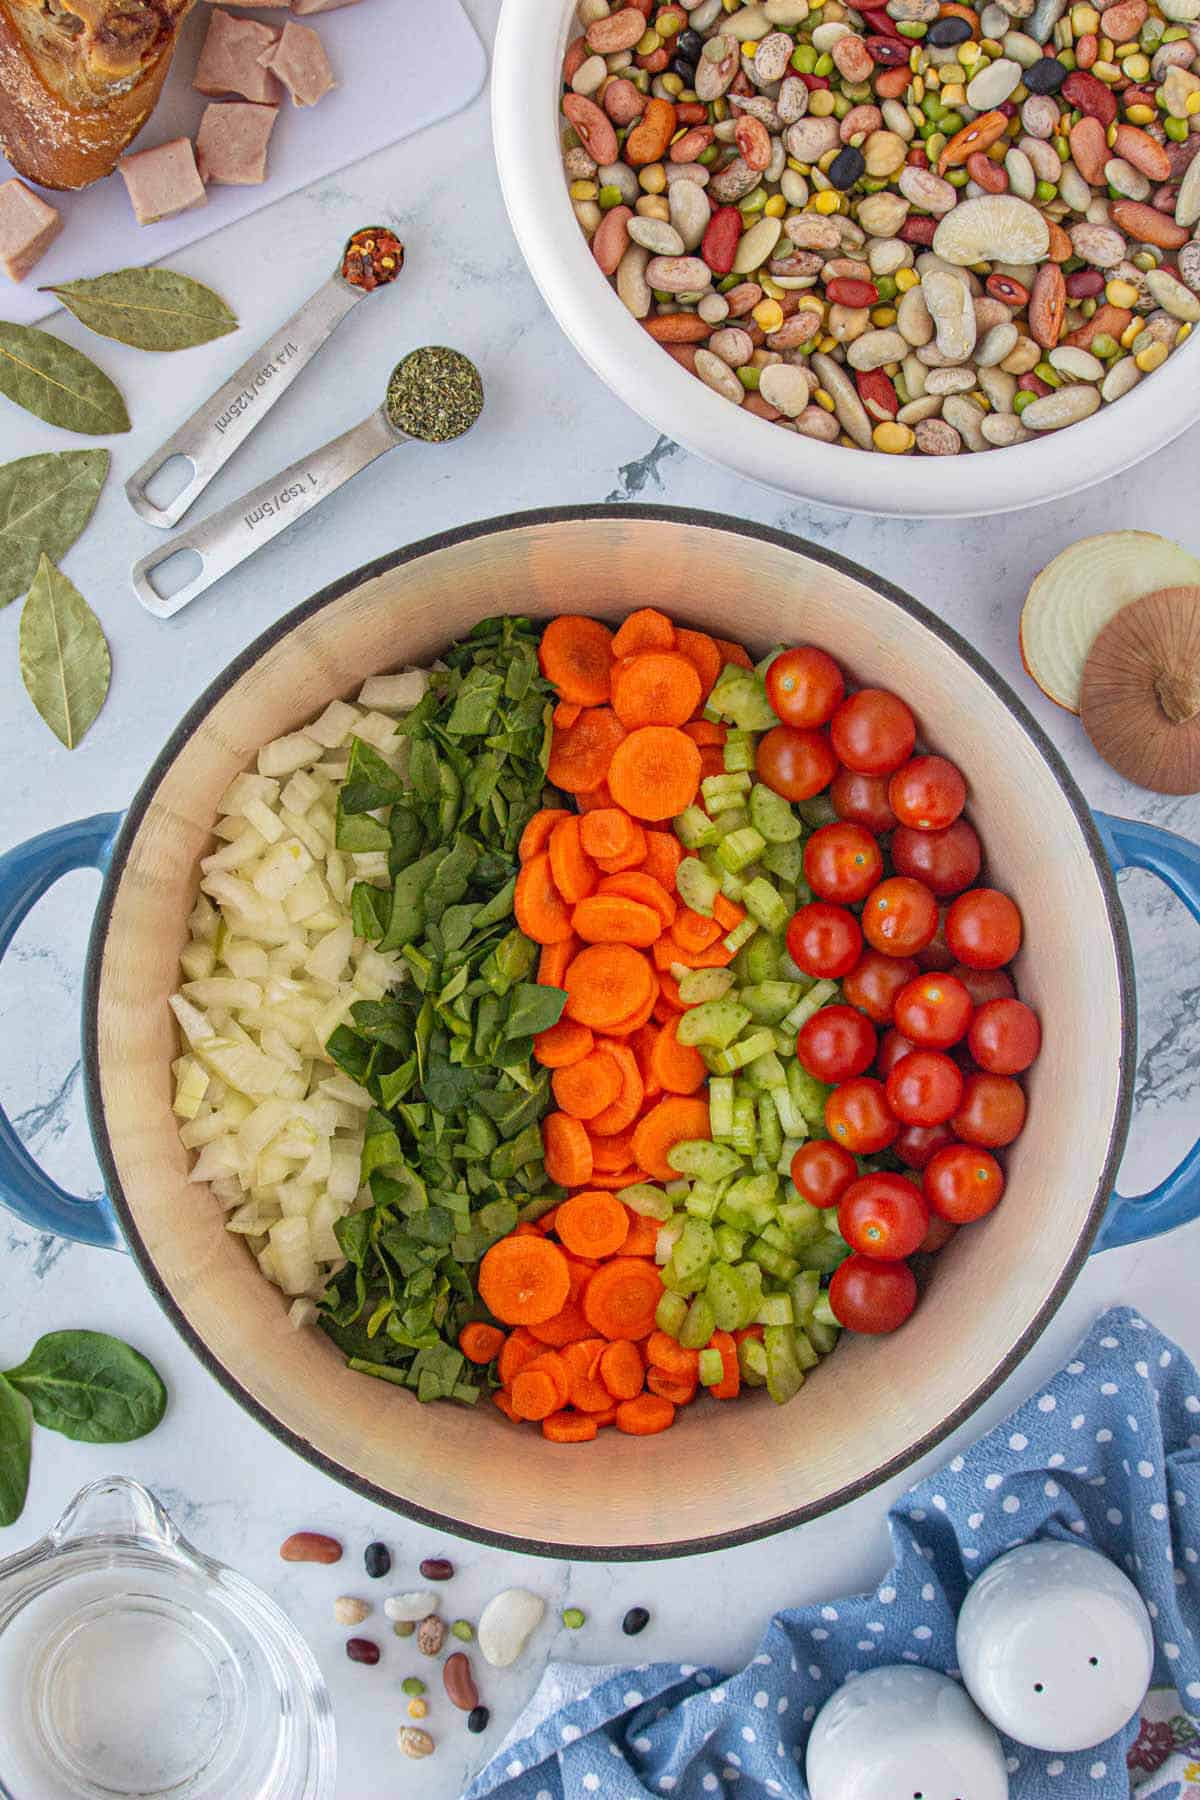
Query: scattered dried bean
280 1533 342 1564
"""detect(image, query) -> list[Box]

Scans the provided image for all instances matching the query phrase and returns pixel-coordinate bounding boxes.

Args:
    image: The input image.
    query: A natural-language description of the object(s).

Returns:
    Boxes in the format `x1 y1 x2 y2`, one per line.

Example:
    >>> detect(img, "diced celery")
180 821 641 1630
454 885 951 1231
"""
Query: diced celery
808 1318 840 1355
717 826 767 874
655 1291 689 1337
619 1182 673 1221
804 1235 852 1276
706 1259 754 1331
793 1327 820 1371
788 1062 833 1130
727 1172 780 1212
678 1292 716 1349
743 934 782 983
755 644 786 680
656 1219 683 1264
713 804 750 838
722 730 755 773
673 1217 716 1281
661 1257 705 1297
705 788 749 817
757 1293 794 1327
741 980 802 1025
749 1239 800 1280
760 1221 792 1254
665 1179 691 1200
708 1075 735 1142
763 838 806 885
676 999 752 1050
675 805 719 849
764 1326 807 1405
702 771 752 805
757 1093 783 1165
666 1139 744 1181
708 1027 778 1075
790 1270 821 1319
713 1223 747 1263
730 1096 756 1157
678 967 735 1005
812 1290 839 1329
676 856 721 917
684 1184 722 1221
773 1086 805 1141
708 667 778 731
721 869 748 902
749 782 803 844
777 1198 826 1243
698 1347 726 1387
783 978 840 1033
742 877 789 933
723 917 759 956
738 1336 769 1384
745 1050 786 1090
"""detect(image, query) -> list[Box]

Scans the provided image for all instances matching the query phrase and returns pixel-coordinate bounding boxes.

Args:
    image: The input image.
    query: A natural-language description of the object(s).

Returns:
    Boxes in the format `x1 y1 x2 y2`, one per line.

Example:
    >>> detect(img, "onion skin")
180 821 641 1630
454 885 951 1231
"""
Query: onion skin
1080 585 1200 795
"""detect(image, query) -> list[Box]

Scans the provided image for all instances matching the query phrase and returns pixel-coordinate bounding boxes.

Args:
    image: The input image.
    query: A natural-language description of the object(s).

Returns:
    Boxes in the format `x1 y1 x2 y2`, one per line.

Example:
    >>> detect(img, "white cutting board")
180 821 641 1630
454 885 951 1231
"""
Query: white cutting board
1 0 487 323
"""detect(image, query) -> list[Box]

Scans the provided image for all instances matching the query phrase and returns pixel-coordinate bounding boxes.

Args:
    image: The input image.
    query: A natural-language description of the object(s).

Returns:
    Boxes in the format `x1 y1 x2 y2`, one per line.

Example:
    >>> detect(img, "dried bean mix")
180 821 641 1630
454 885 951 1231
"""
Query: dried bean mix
559 0 1200 455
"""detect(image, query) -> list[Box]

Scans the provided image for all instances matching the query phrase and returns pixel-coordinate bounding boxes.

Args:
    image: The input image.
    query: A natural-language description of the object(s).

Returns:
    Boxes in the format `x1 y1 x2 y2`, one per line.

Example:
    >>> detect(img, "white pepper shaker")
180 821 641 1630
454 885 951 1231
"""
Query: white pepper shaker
806 1665 1009 1800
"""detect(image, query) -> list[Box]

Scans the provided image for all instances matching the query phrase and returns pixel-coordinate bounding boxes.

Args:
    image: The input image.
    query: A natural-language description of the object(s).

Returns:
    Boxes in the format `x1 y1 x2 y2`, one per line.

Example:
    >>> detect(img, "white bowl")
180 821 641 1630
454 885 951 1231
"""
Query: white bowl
491 0 1200 518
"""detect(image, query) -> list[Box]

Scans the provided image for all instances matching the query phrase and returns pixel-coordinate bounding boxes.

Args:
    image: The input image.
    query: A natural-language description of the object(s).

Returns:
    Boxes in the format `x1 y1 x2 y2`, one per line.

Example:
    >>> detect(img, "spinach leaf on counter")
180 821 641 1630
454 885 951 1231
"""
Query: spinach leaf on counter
4 1330 167 1443
0 1375 31 1528
319 616 568 1403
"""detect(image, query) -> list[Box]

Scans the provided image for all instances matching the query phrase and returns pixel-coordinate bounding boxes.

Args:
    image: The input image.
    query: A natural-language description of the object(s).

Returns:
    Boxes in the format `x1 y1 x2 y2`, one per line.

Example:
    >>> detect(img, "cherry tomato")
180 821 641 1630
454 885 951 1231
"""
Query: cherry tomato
919 1211 958 1253
756 725 839 802
893 972 974 1049
891 819 982 897
950 963 1016 1008
803 822 884 904
831 768 897 834
951 1073 1027 1147
838 1173 929 1260
830 688 916 776
785 902 863 979
968 998 1041 1074
945 887 1023 969
888 755 967 831
843 950 919 1025
915 915 956 972
876 1028 917 1080
796 1004 877 1083
790 1139 858 1209
924 1143 1006 1223
829 1253 918 1334
825 1076 898 1153
885 1049 965 1127
895 1120 956 1171
765 645 845 728
862 876 938 957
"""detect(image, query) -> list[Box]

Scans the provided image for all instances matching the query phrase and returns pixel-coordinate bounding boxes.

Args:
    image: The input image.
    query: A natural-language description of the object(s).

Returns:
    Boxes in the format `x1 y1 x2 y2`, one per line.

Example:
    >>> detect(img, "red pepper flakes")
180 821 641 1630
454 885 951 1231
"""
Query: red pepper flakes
341 226 405 291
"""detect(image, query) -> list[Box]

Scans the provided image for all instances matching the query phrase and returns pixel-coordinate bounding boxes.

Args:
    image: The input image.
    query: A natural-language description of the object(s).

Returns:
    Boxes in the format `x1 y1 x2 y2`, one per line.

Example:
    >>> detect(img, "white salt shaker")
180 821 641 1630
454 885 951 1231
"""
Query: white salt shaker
806 1665 1009 1800
956 1540 1154 1752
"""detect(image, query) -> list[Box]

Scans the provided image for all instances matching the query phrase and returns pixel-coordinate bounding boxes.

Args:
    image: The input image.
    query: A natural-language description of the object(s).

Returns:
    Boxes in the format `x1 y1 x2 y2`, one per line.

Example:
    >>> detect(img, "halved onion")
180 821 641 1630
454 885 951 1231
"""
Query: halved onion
1081 586 1200 795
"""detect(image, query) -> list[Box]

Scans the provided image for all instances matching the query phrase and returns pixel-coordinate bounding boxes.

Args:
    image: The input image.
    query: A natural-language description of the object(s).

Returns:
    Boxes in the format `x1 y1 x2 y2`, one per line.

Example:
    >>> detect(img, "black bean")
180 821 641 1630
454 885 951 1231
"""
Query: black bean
926 15 972 45
622 1607 651 1637
420 1557 455 1581
467 1705 490 1734
827 146 866 191
677 28 703 60
1024 56 1068 93
364 1541 391 1579
671 54 698 80
346 1637 380 1665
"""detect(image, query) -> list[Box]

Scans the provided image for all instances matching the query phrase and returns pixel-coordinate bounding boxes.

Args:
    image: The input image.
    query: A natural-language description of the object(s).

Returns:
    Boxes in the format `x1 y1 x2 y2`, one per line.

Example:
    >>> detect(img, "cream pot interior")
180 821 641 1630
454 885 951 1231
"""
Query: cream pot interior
89 510 1128 1558
491 0 1200 519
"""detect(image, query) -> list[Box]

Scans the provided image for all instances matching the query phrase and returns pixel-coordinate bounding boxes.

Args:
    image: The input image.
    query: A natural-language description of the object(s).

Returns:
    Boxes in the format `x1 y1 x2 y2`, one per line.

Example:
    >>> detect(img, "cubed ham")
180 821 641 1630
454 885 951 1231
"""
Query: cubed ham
118 139 206 227
0 178 62 281
261 20 334 106
292 0 362 12
195 102 279 186
195 12 282 103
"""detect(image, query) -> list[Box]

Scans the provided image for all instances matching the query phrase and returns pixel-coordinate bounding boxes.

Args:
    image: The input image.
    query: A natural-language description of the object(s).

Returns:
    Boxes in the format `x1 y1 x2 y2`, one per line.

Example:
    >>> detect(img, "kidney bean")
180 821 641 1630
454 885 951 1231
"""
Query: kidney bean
443 1652 481 1712
563 37 587 85
280 1532 342 1564
701 205 743 277
603 78 647 125
1110 200 1188 249
1065 268 1105 299
670 125 713 162
1061 70 1118 126
987 273 1029 305
967 152 1008 193
420 1558 455 1581
827 277 879 308
900 216 937 245
866 35 910 63
626 97 678 166
1019 372 1052 396
1028 263 1066 348
562 93 619 165
346 1638 380 1665
856 367 899 419
735 115 772 172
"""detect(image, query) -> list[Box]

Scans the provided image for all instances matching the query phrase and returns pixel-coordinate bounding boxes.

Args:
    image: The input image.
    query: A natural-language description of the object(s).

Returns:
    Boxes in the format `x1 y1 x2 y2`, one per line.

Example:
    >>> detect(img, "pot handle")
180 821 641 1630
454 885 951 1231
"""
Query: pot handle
0 813 126 1251
1092 812 1200 1253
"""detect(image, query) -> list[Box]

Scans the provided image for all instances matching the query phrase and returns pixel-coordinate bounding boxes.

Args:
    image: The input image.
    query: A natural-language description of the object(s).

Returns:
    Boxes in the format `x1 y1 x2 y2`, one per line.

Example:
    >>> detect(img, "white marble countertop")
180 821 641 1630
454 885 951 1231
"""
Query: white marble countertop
1 2 1199 1794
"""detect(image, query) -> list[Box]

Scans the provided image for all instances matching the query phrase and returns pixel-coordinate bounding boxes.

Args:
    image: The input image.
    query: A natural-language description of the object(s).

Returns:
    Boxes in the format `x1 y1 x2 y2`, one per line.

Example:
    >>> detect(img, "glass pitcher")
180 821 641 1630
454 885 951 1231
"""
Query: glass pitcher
0 1475 336 1799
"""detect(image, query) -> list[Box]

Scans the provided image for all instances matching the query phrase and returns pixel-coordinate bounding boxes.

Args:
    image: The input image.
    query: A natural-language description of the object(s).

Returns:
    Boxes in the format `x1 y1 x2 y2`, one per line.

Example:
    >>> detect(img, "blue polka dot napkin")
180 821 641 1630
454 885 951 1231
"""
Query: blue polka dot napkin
466 1307 1200 1800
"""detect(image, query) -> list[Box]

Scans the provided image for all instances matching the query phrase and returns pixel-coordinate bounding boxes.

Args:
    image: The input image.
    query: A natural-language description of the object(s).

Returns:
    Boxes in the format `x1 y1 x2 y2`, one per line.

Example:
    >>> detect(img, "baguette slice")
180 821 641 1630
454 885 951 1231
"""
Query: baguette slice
0 0 197 190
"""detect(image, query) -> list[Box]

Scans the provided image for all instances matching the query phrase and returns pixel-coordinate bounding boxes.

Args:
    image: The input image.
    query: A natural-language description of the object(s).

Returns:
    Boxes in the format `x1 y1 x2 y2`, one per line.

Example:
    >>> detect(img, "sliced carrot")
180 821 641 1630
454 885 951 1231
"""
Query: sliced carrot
611 652 703 730
575 782 614 813
564 944 655 1031
548 706 627 794
594 830 649 875
714 636 754 670
589 1124 637 1171
542 1409 598 1442
579 808 639 862
539 614 615 706
497 1327 541 1387
681 719 726 748
598 871 677 932
493 1388 521 1422
537 935 578 988
621 1211 660 1256
646 1331 700 1378
590 1402 619 1428
561 1337 612 1412
572 894 662 948
601 979 661 1039
511 1369 561 1421
655 935 733 971
534 1017 594 1069
587 1165 649 1189
599 1338 645 1401
711 892 745 931
554 699 582 731
552 1049 623 1121
674 628 724 700
525 1351 570 1408
607 726 701 822
734 1323 765 1344
649 1016 707 1096
515 853 574 945
459 1322 505 1365
672 907 723 953
583 1257 664 1341
615 1391 676 1435
542 1111 594 1188
540 1206 560 1238
632 1095 711 1182
519 807 573 864
479 1235 572 1326
527 1300 592 1347
630 1022 661 1086
588 1041 645 1136
647 1367 698 1406
556 1190 630 1259
548 815 598 905
612 607 675 657
657 969 686 1013
708 1329 740 1401
641 830 683 892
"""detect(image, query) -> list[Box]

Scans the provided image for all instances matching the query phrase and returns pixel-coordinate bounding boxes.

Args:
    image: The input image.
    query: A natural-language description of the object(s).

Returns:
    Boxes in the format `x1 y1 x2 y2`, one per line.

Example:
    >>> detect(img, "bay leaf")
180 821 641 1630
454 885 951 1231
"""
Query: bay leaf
0 448 108 609
19 554 111 750
46 267 238 353
0 321 130 435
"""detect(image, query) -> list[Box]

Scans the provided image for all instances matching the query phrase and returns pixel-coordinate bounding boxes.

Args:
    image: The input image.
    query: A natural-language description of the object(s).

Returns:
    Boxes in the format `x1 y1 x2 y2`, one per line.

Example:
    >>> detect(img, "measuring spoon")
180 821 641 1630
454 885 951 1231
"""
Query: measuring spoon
124 225 405 530
131 346 484 620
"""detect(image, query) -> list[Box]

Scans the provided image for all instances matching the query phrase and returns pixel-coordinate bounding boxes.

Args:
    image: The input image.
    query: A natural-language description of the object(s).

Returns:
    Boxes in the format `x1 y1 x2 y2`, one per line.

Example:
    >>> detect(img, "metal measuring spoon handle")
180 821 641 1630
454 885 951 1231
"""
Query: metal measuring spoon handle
131 346 484 619
124 227 405 531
